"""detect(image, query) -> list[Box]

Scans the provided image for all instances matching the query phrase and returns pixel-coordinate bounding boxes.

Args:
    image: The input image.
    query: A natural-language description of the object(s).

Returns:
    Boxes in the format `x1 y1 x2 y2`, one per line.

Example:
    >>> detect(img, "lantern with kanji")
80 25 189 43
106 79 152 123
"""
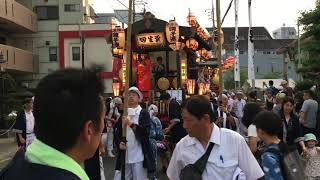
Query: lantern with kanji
205 83 211 92
187 79 196 95
112 26 125 56
181 59 187 84
112 82 120 97
166 20 180 44
198 83 205 95
169 42 185 51
119 63 126 88
186 38 198 50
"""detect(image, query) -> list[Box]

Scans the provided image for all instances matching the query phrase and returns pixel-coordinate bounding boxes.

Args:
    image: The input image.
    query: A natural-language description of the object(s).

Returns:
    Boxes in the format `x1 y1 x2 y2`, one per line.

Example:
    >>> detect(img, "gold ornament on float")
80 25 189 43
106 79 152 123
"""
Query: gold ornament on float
157 77 170 90
212 76 220 85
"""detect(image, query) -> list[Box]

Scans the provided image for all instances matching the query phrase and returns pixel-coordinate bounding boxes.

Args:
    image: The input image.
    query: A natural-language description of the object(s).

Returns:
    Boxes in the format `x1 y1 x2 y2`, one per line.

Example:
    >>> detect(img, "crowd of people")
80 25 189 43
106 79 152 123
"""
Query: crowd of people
0 69 319 180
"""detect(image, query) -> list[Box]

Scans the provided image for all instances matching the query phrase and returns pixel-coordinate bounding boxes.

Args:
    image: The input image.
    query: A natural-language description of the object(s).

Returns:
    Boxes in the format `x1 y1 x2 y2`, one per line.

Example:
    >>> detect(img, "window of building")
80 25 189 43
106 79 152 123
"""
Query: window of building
64 4 80 12
35 6 59 20
49 47 57 61
72 47 81 61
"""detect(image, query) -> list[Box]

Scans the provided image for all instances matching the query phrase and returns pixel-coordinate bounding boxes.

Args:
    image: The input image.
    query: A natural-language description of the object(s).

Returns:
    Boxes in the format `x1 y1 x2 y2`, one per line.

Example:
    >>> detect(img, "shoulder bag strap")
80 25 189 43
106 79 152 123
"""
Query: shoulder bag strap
193 142 215 174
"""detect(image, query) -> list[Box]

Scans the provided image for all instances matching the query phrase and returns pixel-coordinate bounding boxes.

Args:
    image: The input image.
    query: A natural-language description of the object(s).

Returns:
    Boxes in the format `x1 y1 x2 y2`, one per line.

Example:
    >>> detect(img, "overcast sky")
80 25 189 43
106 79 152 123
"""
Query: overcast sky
93 0 316 33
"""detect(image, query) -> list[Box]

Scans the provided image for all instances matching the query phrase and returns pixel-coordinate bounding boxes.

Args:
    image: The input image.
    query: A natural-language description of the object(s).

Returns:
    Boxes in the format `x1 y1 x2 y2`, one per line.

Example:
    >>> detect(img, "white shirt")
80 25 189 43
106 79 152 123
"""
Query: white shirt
25 111 35 146
107 101 120 121
247 124 257 138
25 111 34 134
126 105 144 164
228 98 235 112
217 108 227 128
148 104 158 119
233 99 246 119
167 125 264 180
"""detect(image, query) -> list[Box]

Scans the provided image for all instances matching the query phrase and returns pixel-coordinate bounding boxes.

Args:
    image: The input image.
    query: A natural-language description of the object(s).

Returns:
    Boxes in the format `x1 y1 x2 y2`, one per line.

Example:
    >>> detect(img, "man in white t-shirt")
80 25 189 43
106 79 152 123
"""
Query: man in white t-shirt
167 95 264 180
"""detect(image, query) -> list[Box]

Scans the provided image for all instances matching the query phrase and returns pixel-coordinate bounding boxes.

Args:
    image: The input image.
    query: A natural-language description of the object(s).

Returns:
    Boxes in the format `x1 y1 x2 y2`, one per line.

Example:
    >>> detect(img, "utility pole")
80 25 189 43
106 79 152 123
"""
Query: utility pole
133 0 136 23
216 0 223 95
81 35 85 69
283 51 289 82
121 0 133 179
79 24 85 69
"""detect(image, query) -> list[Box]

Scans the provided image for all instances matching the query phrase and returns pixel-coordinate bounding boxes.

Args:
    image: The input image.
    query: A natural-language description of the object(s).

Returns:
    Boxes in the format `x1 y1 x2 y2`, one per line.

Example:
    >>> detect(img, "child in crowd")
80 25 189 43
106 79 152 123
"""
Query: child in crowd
253 111 284 180
302 133 320 180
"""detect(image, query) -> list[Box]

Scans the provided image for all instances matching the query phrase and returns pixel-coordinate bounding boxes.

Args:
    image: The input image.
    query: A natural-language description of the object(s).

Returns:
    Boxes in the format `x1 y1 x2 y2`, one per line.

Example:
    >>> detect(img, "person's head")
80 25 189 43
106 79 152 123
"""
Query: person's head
160 92 171 104
280 80 288 88
253 111 282 142
269 80 274 86
248 91 257 101
218 94 228 107
156 57 163 64
128 87 143 107
276 92 286 104
265 89 273 98
23 97 33 111
230 92 236 99
281 97 294 115
205 90 212 100
33 68 105 162
149 105 159 117
304 133 318 148
303 90 314 100
236 91 243 100
113 97 123 108
182 95 215 138
242 103 263 128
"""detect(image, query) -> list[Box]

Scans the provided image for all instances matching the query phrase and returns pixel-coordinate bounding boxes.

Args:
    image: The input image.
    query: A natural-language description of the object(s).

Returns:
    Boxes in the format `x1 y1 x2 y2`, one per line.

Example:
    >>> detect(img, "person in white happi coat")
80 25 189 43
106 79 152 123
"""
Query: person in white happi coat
114 87 156 180
167 95 264 180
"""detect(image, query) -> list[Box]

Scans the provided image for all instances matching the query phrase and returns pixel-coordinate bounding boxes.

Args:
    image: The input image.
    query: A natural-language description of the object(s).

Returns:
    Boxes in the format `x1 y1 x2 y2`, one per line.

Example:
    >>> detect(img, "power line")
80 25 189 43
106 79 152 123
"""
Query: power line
114 0 129 9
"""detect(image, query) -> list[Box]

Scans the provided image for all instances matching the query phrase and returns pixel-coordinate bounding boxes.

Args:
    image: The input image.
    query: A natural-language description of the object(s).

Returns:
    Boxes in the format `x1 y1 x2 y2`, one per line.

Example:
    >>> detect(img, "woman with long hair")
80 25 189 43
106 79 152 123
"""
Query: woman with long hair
279 97 306 151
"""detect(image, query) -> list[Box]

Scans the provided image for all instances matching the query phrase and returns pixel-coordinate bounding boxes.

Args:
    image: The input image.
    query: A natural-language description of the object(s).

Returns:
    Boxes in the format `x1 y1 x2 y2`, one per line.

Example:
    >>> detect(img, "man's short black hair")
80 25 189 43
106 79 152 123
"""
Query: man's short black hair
304 90 314 98
242 102 263 128
249 90 257 99
269 80 274 86
23 97 33 105
160 92 171 100
182 95 215 123
33 68 105 152
253 111 282 136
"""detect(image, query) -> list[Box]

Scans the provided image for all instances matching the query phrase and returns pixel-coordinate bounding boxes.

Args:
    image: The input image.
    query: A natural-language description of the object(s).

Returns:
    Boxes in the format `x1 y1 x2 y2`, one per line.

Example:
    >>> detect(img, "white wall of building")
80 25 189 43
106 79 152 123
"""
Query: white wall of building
64 37 113 93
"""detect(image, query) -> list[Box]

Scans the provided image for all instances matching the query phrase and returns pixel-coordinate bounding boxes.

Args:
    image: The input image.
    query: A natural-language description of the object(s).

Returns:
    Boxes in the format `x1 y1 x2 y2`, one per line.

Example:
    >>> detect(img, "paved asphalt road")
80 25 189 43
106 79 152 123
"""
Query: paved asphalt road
103 156 169 180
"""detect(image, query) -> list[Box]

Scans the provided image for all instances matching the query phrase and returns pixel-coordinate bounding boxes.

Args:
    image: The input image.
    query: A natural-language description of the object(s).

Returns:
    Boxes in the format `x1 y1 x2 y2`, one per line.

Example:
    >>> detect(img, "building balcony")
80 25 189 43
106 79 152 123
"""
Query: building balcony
0 44 38 73
0 0 37 33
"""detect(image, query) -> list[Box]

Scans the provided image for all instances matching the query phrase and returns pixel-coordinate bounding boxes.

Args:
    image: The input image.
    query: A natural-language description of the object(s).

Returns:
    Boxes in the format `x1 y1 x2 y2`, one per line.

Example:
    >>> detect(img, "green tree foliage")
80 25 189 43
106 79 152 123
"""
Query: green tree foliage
223 68 248 90
261 72 282 79
295 3 320 111
297 4 320 84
